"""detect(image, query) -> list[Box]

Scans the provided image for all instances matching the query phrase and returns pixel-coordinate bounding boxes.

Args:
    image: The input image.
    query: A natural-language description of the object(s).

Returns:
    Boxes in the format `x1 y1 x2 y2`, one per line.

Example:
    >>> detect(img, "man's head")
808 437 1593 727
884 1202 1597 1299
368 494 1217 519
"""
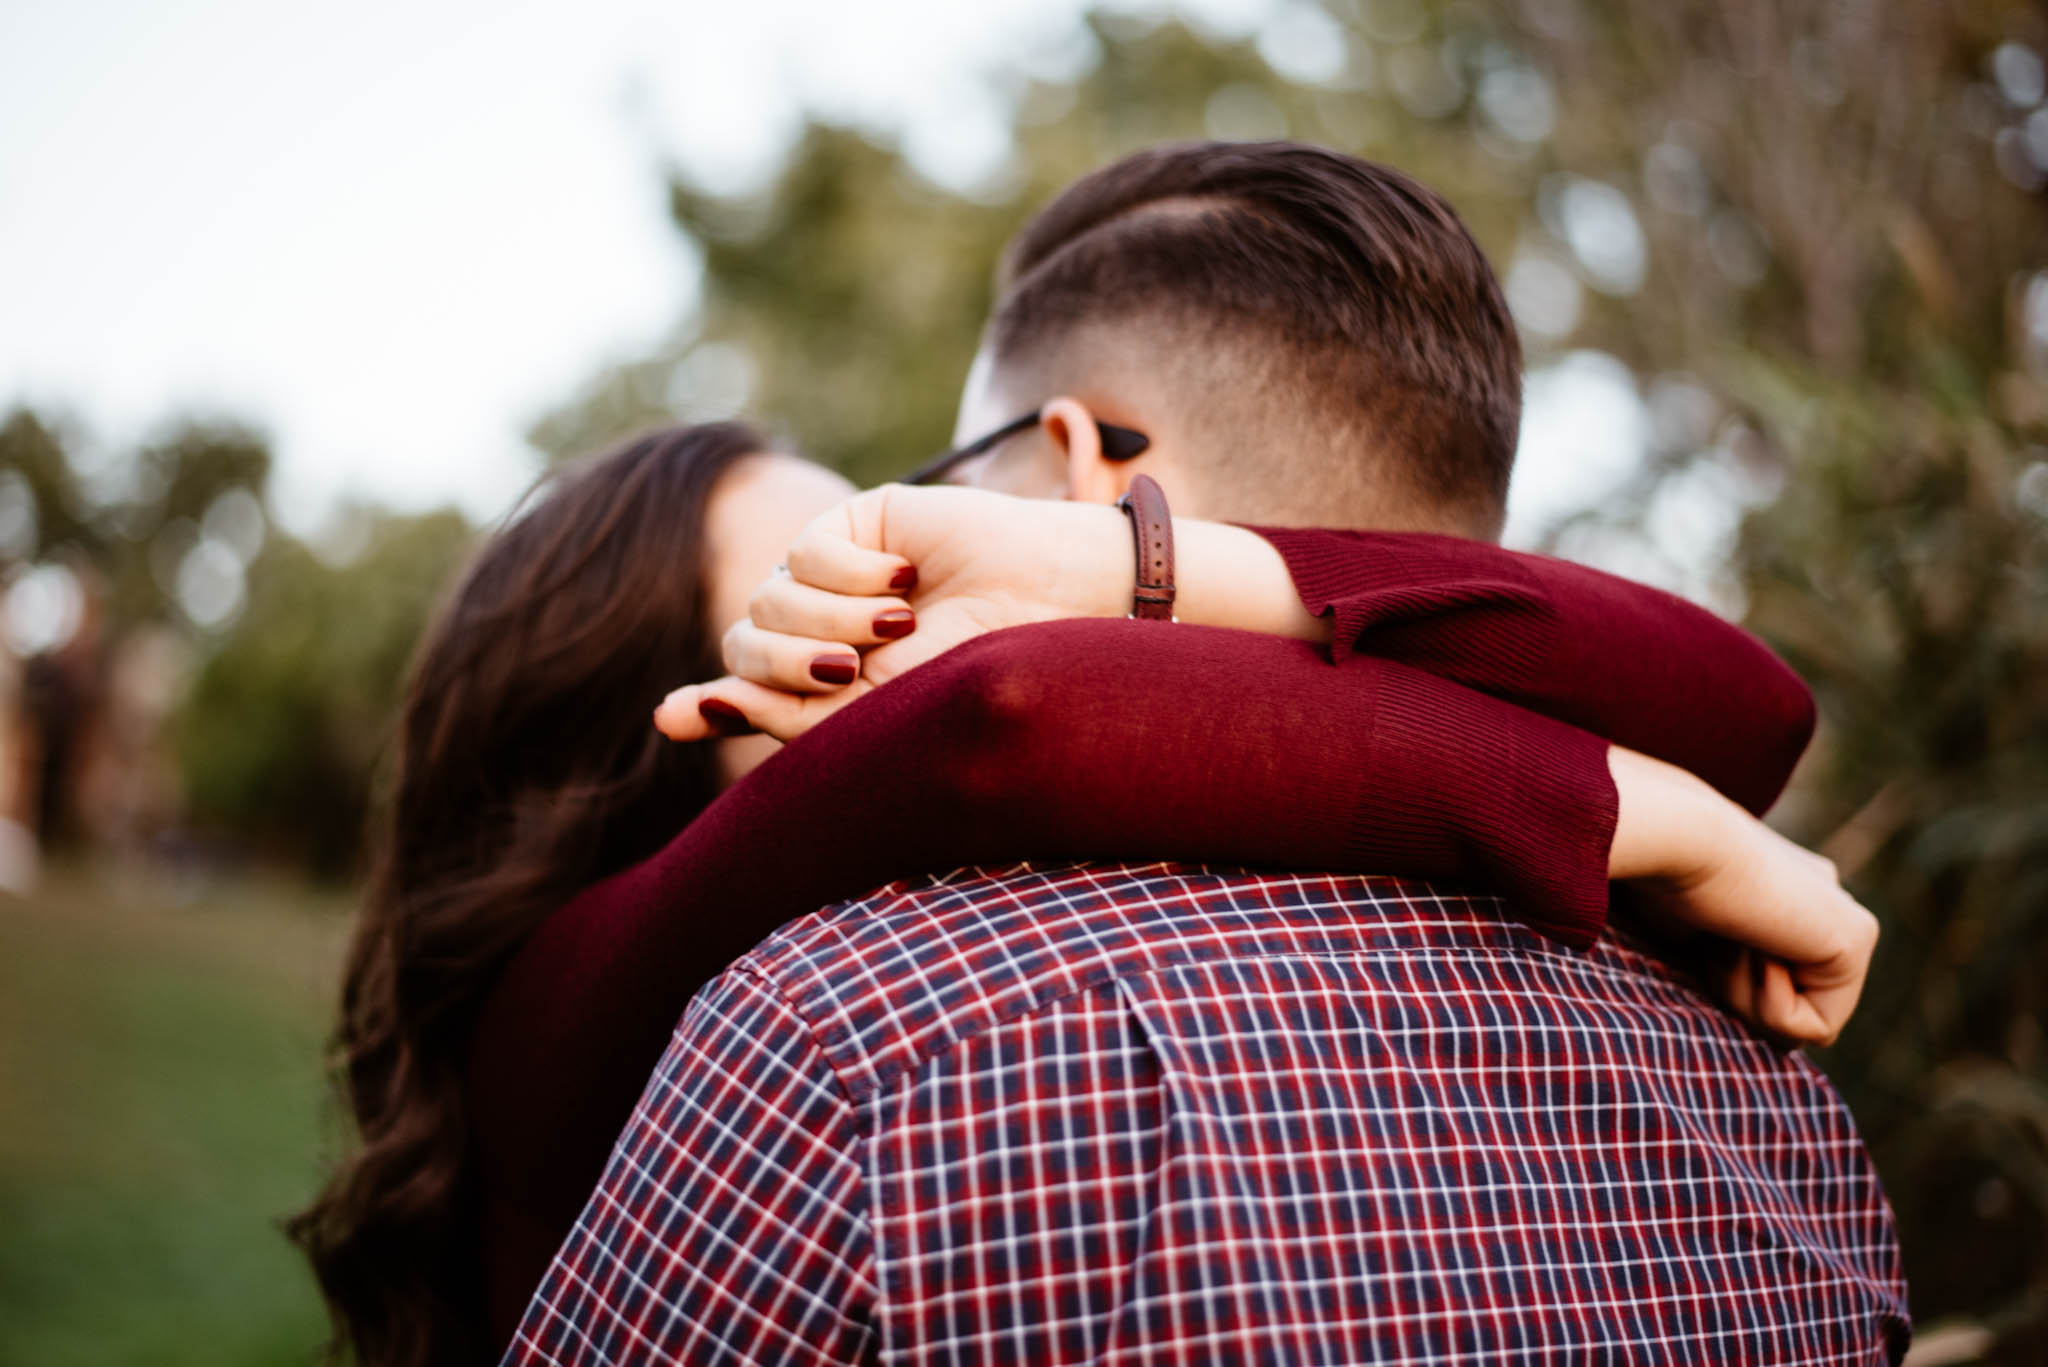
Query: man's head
951 141 1520 539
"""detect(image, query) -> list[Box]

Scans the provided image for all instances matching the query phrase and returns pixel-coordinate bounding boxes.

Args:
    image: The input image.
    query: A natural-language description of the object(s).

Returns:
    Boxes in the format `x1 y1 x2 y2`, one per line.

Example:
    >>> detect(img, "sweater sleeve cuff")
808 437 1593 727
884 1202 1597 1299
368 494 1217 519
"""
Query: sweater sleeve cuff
1241 525 1551 672
1243 526 1415 663
1360 675 1617 949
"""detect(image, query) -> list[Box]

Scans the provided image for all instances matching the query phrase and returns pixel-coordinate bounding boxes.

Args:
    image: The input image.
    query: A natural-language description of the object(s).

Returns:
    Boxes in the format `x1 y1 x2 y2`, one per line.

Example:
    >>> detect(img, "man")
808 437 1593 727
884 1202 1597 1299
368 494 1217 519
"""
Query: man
502 143 1908 1363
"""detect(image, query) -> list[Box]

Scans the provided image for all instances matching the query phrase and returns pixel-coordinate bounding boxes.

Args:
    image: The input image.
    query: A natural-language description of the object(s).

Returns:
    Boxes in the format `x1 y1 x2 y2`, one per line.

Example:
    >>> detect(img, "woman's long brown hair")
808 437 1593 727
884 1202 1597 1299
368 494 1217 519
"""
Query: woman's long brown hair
287 422 766 1367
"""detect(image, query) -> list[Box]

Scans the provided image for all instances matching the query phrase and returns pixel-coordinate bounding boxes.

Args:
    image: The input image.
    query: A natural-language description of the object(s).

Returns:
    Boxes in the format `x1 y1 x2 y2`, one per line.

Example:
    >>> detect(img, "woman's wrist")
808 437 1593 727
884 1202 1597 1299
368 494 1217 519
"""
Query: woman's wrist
941 493 1331 639
1605 745 1739 883
1168 519 1331 642
1056 500 1152 619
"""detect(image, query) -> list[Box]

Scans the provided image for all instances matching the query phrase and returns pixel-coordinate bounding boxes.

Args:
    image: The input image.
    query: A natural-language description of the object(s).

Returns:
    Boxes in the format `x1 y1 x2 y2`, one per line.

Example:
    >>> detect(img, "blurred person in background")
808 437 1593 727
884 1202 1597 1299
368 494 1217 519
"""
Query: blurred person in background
0 556 145 891
0 639 38 893
18 559 107 856
72 623 188 861
495 145 1902 1364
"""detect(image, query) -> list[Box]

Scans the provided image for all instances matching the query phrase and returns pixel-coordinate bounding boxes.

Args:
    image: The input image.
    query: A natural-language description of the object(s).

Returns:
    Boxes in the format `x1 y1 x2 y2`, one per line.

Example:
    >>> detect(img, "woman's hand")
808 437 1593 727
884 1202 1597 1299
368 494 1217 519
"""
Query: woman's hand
654 483 1321 741
656 484 1124 740
1606 746 1879 1048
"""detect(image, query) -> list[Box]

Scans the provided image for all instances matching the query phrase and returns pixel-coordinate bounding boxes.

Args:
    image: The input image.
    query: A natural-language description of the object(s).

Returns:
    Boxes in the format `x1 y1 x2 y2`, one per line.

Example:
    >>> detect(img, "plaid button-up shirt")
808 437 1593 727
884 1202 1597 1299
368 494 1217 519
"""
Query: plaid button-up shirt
502 863 1909 1366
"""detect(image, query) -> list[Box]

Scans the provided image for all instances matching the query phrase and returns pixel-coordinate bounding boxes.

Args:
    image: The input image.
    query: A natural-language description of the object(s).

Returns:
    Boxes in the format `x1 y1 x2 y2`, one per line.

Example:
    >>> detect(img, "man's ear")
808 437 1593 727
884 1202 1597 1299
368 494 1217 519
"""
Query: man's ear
1040 397 1123 505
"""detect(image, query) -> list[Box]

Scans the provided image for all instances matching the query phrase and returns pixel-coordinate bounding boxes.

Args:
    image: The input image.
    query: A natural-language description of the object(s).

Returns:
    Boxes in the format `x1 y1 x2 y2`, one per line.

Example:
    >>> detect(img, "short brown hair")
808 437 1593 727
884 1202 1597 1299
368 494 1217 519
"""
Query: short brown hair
990 141 1520 533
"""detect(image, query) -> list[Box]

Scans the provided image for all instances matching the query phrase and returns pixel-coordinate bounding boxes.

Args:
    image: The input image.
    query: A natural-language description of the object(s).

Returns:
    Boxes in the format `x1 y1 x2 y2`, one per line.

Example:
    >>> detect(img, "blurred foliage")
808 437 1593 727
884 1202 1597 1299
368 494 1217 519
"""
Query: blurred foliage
1738 374 2048 1355
174 511 472 878
0 409 103 559
0 408 473 876
534 0 2048 1354
0 409 272 590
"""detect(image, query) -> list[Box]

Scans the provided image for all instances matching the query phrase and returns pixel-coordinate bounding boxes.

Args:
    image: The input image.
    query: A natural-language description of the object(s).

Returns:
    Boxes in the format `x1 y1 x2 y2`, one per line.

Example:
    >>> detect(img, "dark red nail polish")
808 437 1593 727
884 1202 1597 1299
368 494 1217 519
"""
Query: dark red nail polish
698 697 754 736
809 655 858 685
873 608 916 640
889 565 919 593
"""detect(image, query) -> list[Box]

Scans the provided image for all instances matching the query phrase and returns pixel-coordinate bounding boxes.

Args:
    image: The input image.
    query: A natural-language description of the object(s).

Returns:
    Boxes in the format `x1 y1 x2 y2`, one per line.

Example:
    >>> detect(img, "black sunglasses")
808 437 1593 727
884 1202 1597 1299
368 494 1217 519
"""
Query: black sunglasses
901 410 1150 485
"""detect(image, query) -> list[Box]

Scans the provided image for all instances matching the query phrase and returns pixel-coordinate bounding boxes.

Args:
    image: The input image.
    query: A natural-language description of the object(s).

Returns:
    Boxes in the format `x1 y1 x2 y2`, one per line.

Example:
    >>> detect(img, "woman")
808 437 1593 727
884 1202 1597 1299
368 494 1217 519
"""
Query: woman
287 424 852 1366
292 422 1861 1366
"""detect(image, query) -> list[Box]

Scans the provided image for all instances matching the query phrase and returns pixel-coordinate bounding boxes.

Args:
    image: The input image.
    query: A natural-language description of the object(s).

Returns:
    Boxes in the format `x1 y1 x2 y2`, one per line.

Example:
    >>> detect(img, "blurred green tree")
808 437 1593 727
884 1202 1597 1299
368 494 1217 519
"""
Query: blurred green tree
1492 3 2048 1352
175 509 473 877
0 406 475 875
0 409 104 564
0 409 275 626
107 420 274 627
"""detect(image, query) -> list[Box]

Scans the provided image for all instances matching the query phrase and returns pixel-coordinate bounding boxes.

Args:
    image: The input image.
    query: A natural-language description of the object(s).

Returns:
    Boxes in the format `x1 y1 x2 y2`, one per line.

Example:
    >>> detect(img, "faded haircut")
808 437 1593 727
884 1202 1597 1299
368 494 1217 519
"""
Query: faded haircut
989 141 1521 535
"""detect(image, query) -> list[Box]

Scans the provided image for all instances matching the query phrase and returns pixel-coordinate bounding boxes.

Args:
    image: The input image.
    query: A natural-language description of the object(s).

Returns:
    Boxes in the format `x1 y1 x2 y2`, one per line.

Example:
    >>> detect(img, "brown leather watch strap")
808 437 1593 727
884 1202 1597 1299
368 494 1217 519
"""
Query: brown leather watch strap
1115 473 1176 621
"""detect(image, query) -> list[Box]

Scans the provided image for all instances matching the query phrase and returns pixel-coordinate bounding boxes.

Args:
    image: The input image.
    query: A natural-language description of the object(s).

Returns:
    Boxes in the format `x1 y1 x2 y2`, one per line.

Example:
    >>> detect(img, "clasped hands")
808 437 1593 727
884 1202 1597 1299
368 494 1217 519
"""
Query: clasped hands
658 483 1134 744
654 483 1879 1051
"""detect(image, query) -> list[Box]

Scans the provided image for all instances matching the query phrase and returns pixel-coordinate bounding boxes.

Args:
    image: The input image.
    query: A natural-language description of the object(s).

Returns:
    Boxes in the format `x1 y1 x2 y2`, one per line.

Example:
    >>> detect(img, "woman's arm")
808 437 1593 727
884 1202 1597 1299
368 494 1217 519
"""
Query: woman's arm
1051 513 1816 817
1245 526 1814 815
696 485 1813 817
473 618 1870 1335
487 622 1616 1087
474 617 1865 1253
470 620 1615 1262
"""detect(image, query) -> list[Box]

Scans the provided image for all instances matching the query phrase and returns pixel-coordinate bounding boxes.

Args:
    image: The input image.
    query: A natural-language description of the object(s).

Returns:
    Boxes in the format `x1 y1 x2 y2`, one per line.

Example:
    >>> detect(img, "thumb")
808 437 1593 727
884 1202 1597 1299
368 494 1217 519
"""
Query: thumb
1757 958 1836 1047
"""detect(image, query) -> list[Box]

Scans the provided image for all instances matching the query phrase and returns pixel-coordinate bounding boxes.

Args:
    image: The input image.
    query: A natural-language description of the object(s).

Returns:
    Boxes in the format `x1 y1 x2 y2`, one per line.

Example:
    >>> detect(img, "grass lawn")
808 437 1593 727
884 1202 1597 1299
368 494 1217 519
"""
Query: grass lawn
0 863 355 1367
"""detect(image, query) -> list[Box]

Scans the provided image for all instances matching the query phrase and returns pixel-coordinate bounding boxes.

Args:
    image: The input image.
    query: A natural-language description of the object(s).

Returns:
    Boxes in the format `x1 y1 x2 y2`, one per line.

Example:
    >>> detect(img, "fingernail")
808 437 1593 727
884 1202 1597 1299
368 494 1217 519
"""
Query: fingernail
873 608 916 639
698 698 754 736
889 565 918 593
809 654 858 685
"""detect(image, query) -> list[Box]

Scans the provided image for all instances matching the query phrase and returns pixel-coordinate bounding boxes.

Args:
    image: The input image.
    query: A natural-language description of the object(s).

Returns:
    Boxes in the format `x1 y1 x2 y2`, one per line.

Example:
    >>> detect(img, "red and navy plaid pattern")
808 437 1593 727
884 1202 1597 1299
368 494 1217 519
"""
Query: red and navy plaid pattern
503 863 1909 1366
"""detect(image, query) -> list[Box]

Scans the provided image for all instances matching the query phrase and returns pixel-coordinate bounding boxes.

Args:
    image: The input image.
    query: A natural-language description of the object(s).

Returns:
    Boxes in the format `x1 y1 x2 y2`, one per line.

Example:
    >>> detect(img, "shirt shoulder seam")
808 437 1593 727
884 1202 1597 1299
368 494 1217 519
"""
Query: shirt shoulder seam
756 908 1668 1102
726 960 874 1122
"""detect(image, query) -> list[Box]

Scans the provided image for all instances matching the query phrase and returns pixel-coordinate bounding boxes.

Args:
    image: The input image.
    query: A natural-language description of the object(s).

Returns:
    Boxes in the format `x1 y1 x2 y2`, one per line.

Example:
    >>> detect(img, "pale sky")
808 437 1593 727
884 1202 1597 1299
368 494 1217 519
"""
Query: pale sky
1 0 1656 564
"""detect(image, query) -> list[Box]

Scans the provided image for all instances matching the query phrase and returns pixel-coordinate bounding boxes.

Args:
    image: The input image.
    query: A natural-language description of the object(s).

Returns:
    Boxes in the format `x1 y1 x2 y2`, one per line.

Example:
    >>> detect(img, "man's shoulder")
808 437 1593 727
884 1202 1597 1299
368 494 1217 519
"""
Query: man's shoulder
718 860 1579 1101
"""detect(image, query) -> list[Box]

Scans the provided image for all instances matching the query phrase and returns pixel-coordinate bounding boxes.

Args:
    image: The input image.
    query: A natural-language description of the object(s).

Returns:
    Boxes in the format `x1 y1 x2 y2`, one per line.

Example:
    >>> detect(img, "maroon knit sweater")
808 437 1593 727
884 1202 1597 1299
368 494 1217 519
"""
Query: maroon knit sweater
465 528 1814 1348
